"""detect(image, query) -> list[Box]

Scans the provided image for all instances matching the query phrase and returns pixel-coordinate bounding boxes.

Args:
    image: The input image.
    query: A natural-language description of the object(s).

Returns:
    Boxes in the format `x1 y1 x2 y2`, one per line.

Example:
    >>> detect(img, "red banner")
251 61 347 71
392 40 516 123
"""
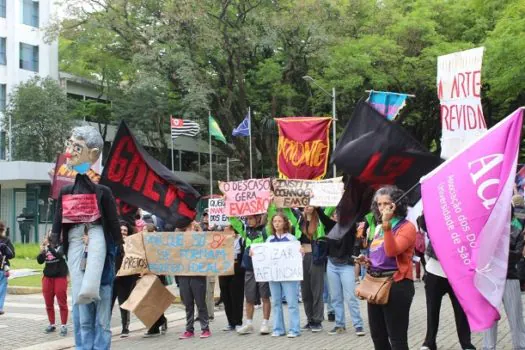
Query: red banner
62 194 101 223
276 117 332 180
51 154 101 200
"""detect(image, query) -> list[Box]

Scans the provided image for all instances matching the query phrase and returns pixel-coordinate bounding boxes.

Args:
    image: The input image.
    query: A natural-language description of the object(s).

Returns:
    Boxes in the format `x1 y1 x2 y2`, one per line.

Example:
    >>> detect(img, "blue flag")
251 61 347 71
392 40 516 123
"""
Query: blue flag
367 91 408 121
232 114 250 137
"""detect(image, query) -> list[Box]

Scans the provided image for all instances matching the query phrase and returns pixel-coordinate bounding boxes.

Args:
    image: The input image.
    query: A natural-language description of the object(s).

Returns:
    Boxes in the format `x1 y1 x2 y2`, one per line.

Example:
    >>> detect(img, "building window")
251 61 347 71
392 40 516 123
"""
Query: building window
0 38 6 65
0 84 5 110
19 43 39 72
0 0 6 18
0 130 5 160
22 0 39 28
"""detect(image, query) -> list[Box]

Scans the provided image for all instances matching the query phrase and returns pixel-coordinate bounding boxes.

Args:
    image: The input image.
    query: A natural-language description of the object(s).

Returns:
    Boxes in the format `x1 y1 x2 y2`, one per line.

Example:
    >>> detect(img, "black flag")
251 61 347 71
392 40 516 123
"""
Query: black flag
101 121 201 228
331 100 442 193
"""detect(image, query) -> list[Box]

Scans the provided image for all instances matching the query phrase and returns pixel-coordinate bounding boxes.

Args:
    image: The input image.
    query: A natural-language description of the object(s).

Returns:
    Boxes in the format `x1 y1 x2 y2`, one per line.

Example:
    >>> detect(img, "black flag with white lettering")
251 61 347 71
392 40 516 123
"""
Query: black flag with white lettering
331 100 442 194
101 121 201 228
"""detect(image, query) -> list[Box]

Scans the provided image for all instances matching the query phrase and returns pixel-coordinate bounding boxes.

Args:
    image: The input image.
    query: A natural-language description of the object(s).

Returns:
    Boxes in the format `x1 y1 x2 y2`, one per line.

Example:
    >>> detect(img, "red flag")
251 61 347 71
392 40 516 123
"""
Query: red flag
276 117 332 180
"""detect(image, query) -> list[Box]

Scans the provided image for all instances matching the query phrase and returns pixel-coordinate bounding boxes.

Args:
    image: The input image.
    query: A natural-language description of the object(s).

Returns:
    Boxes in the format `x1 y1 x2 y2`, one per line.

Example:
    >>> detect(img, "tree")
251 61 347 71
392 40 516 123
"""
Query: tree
3 76 73 162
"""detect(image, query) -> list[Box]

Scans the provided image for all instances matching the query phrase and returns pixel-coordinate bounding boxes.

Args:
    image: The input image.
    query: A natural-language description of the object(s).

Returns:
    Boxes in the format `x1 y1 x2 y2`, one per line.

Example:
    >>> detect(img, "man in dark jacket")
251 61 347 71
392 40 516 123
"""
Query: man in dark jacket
51 126 121 350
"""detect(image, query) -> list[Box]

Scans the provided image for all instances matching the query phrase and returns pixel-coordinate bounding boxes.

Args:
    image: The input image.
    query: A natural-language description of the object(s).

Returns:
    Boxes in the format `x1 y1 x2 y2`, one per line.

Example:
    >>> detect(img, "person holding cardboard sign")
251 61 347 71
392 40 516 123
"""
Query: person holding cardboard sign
262 213 303 338
50 126 122 350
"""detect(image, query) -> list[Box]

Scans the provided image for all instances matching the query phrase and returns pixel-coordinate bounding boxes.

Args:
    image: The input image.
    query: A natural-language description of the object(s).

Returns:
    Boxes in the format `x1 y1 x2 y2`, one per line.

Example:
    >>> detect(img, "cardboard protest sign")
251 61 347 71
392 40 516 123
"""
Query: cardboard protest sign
121 274 175 329
208 198 229 227
251 241 303 282
143 231 235 276
309 182 345 207
117 232 149 277
437 47 486 159
219 178 271 216
272 177 343 208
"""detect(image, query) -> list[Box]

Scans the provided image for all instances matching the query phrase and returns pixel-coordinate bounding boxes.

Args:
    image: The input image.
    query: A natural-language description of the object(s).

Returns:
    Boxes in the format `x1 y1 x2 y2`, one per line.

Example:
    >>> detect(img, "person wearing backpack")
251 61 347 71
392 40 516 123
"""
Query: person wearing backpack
37 231 69 336
0 221 15 315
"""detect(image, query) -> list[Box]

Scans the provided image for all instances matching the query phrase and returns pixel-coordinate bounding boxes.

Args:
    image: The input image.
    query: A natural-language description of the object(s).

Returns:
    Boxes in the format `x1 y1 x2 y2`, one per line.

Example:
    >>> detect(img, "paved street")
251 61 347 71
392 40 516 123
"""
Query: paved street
0 281 520 349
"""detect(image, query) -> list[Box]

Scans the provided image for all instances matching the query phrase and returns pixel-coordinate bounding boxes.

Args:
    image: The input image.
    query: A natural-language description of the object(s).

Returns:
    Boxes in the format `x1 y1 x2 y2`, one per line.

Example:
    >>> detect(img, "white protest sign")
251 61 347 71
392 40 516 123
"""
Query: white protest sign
208 198 229 227
251 241 303 282
309 182 344 207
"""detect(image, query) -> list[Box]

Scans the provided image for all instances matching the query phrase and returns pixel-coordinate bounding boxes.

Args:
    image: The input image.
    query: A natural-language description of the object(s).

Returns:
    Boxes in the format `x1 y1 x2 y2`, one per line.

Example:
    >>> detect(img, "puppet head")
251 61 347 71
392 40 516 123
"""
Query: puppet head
64 126 103 174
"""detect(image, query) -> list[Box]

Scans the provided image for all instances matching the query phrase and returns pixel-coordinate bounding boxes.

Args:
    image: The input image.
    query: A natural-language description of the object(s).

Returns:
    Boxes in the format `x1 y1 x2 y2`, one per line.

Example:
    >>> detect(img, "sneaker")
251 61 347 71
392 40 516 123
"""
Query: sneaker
260 323 271 335
301 322 311 330
271 331 285 337
327 312 335 322
420 347 431 350
143 330 161 338
45 325 56 333
328 326 346 335
222 325 235 331
237 324 254 335
120 329 129 338
287 332 299 338
60 325 68 337
355 327 365 336
311 323 323 332
200 330 211 338
161 321 168 335
179 331 195 339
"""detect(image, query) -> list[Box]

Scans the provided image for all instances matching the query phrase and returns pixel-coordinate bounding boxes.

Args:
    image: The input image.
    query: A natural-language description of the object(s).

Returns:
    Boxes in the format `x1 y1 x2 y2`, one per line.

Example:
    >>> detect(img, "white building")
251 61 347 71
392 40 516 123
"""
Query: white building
0 0 59 159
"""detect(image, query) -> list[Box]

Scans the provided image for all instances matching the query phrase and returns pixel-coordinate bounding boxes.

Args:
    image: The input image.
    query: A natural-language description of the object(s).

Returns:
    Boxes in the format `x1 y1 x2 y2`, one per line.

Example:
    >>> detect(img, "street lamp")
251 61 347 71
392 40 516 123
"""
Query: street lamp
226 157 241 182
303 75 337 178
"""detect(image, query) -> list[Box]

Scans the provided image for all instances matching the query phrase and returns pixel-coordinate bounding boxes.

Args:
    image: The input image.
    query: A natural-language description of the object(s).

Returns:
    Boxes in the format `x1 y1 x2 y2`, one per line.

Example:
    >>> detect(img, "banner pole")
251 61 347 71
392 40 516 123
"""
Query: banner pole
395 182 421 205
249 106 253 178
209 110 213 195
171 136 175 172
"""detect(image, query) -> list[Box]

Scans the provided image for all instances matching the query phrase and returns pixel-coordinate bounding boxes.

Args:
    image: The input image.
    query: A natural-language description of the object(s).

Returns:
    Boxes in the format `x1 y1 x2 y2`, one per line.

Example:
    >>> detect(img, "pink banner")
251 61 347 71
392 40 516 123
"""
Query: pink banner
219 178 272 217
421 108 523 332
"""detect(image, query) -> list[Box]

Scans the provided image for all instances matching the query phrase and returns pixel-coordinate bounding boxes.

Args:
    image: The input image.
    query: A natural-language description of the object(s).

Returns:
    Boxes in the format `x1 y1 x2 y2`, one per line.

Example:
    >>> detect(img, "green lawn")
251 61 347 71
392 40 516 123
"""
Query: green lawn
9 273 43 288
10 257 43 271
13 243 41 259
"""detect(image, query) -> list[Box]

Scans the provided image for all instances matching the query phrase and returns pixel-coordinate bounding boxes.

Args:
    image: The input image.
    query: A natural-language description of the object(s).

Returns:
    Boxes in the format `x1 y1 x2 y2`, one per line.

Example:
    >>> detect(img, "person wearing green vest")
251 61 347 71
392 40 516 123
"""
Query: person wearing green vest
295 206 327 333
230 214 272 335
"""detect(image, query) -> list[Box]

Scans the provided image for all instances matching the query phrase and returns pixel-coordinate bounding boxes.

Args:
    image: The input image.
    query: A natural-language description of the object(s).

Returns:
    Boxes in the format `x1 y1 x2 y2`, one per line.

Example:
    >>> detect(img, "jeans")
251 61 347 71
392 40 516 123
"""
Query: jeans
0 272 7 311
68 224 111 349
326 259 364 329
368 279 415 350
323 272 334 314
269 281 300 335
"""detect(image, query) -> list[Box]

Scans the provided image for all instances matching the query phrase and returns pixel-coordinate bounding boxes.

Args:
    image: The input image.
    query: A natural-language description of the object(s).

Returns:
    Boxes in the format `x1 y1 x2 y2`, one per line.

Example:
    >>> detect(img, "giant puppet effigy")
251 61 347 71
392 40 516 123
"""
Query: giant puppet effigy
50 125 121 348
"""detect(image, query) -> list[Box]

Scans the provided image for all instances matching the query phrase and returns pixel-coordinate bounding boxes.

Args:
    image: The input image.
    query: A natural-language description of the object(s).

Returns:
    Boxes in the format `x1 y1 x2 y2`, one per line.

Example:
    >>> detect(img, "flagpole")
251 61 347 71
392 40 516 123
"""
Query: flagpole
171 136 175 172
209 110 213 195
249 107 253 178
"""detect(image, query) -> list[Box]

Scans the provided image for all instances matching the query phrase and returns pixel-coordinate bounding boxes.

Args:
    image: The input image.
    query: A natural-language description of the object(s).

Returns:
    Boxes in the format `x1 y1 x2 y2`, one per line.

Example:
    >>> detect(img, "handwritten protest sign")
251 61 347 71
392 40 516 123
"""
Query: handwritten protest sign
208 198 229 227
117 232 150 277
219 178 271 217
272 177 343 208
251 241 303 282
437 47 486 159
143 231 234 276
309 182 345 207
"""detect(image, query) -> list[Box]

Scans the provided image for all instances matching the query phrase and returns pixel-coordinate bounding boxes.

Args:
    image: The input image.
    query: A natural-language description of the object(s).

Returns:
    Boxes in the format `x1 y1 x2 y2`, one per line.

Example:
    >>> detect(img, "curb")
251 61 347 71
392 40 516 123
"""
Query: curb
7 286 42 295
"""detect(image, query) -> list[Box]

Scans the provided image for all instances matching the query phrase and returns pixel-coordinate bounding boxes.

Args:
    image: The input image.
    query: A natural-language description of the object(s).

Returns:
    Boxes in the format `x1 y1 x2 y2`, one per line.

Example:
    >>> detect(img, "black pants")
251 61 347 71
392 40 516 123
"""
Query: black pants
111 275 137 331
179 276 209 332
368 279 415 350
422 272 475 350
301 253 325 324
149 275 168 333
219 262 245 327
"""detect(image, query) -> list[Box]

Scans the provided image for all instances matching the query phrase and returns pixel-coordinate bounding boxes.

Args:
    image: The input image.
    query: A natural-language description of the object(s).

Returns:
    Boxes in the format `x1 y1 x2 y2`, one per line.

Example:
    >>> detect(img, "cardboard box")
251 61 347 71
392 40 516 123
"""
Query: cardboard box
121 274 175 329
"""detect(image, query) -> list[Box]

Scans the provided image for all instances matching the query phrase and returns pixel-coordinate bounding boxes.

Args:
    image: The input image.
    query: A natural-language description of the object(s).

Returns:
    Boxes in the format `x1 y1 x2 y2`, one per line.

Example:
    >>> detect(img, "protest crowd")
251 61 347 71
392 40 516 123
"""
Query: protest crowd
1 46 525 350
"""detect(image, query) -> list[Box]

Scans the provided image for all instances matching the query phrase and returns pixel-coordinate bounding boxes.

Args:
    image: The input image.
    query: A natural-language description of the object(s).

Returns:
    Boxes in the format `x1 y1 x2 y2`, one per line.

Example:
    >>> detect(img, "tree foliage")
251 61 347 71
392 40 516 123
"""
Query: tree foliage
3 77 73 162
54 0 525 175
